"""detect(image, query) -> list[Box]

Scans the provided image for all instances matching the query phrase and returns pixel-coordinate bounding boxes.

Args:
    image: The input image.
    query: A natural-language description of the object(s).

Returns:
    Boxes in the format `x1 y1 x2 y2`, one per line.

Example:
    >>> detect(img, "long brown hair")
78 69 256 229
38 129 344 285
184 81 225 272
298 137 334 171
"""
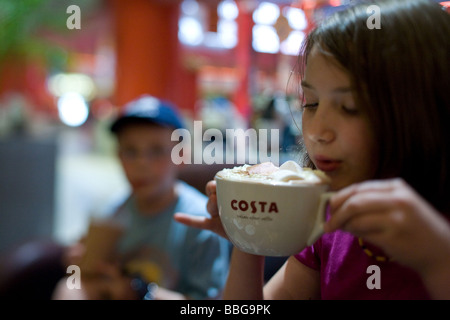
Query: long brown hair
294 0 450 213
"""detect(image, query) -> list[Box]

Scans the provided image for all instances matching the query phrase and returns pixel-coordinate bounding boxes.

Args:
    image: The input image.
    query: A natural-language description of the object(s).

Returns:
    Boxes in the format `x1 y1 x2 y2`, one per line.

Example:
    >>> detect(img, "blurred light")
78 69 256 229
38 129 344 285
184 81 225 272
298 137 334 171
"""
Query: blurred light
57 92 89 127
204 32 223 48
253 25 279 53
218 0 238 20
179 16 204 46
217 19 238 48
48 73 96 100
253 2 280 25
181 0 200 15
280 30 305 56
284 7 307 30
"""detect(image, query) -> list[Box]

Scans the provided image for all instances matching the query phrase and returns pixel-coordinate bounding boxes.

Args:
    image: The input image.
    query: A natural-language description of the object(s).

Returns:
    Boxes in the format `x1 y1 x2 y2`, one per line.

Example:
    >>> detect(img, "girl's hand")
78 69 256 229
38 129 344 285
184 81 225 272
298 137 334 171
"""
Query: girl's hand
174 180 229 239
325 178 450 293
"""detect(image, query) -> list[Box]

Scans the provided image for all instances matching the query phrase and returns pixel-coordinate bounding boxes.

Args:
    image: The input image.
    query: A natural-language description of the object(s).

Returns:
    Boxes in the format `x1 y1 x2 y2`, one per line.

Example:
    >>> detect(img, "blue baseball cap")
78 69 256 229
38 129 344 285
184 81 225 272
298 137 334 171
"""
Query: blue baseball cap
110 94 185 133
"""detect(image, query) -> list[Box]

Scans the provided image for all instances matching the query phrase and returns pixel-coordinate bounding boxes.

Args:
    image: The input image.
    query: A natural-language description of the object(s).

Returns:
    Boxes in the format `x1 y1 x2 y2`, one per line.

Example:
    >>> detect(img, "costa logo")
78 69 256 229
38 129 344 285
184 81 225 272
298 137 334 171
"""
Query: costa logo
230 199 278 214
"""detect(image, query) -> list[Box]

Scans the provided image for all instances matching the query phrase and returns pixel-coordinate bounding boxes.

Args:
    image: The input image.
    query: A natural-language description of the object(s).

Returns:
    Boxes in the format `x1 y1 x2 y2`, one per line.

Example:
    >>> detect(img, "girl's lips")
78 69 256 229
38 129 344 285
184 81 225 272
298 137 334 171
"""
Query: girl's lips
314 156 342 172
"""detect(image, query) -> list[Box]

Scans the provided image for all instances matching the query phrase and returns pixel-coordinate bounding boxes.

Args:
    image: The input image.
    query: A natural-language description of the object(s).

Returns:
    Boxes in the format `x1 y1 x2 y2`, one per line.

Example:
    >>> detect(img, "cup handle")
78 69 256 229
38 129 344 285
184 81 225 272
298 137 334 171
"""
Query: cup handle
306 192 335 246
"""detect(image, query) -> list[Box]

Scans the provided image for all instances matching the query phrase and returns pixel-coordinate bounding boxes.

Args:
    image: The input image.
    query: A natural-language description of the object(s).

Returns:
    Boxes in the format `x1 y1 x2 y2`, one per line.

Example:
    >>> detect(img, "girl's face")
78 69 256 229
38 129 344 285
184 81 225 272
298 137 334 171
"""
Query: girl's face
117 124 178 201
301 46 378 191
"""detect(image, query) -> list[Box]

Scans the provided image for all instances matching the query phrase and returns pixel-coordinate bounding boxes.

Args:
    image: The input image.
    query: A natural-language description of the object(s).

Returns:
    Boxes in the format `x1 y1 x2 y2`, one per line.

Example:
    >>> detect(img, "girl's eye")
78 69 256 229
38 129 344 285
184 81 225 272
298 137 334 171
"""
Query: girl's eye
341 105 358 115
301 102 319 110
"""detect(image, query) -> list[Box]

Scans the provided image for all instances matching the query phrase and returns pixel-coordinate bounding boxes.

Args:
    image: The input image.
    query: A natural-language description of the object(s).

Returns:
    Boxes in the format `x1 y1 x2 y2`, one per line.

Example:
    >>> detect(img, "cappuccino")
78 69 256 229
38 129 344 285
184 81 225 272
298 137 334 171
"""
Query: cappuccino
216 161 330 185
215 161 332 256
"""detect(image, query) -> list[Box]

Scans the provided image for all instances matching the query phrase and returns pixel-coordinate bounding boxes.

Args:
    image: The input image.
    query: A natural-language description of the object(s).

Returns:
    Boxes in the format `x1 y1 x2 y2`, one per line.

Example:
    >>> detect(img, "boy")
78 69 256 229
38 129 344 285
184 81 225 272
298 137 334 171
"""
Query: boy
53 95 229 300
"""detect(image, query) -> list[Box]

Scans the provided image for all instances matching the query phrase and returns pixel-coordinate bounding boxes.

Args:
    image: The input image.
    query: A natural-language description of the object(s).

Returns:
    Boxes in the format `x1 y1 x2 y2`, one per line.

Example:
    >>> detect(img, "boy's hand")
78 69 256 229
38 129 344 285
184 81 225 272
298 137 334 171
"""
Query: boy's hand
95 261 138 300
62 237 86 267
174 180 229 239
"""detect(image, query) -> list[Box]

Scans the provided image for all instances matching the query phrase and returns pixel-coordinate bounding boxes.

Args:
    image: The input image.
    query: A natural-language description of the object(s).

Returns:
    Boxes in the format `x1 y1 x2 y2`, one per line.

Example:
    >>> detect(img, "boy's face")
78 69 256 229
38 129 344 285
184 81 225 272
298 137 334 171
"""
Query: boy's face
117 123 178 201
301 45 378 191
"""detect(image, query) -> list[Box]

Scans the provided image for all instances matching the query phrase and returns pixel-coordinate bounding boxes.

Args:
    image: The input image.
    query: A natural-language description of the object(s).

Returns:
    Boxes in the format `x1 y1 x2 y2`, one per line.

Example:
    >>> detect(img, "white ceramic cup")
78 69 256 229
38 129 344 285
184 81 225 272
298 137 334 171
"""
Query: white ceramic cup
216 175 333 256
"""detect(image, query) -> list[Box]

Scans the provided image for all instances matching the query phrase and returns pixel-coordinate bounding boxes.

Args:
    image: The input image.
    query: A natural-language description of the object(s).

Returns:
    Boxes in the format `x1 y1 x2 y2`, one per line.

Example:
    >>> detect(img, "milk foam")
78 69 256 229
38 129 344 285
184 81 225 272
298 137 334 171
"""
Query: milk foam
216 161 330 185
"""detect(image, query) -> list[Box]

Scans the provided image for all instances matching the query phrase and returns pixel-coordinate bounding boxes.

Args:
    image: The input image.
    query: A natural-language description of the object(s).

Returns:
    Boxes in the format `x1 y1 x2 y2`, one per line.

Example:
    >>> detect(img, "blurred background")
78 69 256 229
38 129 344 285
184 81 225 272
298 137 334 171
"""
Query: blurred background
1 0 448 254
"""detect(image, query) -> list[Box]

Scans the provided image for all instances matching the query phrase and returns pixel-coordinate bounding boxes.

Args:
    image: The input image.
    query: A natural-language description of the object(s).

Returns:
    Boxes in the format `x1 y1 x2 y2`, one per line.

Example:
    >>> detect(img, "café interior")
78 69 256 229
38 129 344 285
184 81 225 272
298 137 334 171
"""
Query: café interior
1 0 449 300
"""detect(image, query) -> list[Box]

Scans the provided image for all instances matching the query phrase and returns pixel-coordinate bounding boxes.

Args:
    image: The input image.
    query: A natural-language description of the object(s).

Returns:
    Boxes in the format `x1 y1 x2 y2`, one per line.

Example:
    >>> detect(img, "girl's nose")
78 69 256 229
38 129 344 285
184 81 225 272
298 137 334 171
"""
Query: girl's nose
305 107 335 144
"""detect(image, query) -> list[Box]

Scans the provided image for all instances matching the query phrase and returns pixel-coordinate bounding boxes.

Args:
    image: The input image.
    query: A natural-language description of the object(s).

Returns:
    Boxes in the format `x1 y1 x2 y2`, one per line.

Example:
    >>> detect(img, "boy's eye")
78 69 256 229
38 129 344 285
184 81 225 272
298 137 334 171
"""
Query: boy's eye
119 146 171 161
150 146 170 157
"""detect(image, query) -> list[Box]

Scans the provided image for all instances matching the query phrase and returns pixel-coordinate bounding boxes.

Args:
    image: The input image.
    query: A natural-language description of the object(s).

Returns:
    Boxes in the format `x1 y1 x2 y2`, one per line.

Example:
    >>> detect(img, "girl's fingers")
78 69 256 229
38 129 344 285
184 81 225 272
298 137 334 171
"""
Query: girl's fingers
173 213 210 230
329 179 400 212
174 178 227 239
338 211 388 237
206 193 219 217
205 180 217 197
174 212 229 239
325 187 395 233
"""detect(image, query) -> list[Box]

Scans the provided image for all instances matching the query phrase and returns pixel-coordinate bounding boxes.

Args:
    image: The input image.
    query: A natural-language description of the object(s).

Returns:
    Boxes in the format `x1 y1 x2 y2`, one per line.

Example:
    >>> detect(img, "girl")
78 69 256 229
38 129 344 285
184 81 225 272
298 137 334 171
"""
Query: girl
175 0 450 299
